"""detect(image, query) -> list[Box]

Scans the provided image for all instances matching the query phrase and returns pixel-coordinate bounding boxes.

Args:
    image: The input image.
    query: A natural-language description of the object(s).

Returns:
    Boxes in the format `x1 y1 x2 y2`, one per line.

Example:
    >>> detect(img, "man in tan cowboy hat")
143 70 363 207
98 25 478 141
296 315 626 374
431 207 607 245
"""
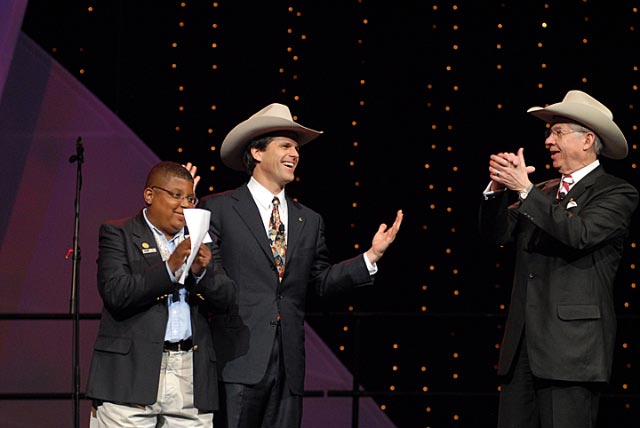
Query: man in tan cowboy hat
198 103 403 428
479 90 639 428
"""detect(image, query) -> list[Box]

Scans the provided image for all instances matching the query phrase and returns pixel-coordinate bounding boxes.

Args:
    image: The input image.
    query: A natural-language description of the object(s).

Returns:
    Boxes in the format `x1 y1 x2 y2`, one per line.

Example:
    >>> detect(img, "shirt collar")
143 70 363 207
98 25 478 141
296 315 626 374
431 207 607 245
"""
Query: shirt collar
566 159 600 184
247 177 286 210
142 208 185 244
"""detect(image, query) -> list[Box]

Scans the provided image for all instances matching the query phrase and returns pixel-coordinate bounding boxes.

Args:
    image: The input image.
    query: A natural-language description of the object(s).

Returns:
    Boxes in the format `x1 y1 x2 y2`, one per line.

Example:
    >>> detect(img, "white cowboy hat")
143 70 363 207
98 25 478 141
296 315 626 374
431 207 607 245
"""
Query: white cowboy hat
220 103 323 171
527 90 628 159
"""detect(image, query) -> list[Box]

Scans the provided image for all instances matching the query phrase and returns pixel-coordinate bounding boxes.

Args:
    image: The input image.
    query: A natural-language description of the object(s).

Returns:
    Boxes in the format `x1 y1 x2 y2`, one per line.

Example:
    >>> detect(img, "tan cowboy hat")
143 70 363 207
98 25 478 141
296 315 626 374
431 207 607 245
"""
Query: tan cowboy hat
527 90 628 159
220 103 323 171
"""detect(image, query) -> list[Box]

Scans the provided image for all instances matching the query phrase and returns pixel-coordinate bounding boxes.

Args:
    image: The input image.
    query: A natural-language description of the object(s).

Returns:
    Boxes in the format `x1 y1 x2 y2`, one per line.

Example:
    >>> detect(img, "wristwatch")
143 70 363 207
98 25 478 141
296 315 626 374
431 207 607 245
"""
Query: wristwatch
519 184 534 200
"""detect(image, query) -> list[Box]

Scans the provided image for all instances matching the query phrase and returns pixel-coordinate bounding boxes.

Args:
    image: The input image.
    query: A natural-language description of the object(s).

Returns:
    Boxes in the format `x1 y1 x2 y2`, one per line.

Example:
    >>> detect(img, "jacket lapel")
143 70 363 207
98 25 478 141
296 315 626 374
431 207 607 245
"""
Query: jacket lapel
284 195 305 265
563 165 603 205
234 186 276 263
130 211 164 265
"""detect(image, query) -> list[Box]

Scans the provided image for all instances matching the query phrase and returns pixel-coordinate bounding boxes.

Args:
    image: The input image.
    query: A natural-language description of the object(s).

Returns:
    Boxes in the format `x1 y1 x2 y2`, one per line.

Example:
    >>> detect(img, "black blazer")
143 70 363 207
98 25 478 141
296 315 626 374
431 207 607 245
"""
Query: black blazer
85 211 235 411
199 185 374 394
480 166 638 382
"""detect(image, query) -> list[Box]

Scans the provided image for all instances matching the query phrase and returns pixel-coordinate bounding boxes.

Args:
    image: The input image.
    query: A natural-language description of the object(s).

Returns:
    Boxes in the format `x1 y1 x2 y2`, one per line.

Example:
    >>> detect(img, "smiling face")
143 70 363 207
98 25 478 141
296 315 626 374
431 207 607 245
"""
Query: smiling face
144 175 195 239
251 135 300 194
545 121 597 174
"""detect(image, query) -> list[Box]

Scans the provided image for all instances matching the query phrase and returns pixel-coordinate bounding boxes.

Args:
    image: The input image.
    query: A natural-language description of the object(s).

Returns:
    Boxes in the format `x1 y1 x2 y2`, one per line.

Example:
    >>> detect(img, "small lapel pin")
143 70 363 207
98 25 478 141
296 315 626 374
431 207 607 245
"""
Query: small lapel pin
298 217 303 222
142 246 158 254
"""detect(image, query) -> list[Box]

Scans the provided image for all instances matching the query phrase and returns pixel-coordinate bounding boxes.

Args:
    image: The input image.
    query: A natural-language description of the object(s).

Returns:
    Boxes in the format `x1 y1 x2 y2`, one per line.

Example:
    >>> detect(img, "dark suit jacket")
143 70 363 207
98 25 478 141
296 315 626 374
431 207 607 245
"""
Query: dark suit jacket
85 211 235 411
479 166 638 382
199 185 374 395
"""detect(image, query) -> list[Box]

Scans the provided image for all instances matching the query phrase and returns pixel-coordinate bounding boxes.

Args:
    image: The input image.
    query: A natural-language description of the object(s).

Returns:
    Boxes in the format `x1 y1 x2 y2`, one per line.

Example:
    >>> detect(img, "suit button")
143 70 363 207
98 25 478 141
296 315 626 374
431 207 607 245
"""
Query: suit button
278 295 283 299
528 273 535 279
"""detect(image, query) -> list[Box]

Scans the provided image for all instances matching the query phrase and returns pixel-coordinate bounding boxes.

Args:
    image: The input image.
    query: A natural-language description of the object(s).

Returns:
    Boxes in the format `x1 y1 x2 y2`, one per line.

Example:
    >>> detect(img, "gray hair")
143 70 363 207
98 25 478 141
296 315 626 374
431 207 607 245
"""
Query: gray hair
569 123 603 155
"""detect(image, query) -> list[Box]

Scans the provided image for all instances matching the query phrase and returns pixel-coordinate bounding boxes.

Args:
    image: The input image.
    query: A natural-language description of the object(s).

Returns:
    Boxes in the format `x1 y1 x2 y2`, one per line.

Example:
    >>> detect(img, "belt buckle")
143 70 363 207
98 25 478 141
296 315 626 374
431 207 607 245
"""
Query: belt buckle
164 339 191 352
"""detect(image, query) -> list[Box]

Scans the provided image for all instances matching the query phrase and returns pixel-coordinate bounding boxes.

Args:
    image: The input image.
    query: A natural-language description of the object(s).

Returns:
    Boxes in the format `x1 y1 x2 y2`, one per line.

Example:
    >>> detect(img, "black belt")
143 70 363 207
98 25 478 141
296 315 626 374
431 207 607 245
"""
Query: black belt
164 338 193 352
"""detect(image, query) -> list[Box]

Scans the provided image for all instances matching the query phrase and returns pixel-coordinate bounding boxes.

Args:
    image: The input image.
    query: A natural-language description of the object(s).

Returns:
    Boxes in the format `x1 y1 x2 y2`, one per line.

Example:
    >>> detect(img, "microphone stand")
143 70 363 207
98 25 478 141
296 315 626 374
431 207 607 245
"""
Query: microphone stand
68 137 84 428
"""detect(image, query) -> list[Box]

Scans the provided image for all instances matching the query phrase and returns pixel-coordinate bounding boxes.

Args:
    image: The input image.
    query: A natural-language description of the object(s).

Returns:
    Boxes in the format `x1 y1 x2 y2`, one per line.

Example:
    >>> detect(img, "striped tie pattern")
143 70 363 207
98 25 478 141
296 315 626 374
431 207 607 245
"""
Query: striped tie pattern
557 174 573 200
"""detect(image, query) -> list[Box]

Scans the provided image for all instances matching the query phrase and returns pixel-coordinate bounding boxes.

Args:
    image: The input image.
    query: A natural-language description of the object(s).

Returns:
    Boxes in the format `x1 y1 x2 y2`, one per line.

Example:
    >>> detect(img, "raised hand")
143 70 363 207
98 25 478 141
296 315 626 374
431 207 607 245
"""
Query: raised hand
182 162 201 193
190 244 212 276
489 148 535 192
168 238 192 274
365 209 403 264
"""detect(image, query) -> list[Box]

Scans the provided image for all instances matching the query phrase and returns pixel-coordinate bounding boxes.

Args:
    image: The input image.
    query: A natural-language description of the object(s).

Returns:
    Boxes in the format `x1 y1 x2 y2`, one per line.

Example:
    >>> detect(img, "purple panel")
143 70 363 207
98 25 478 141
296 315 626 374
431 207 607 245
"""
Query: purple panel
0 34 159 314
0 0 27 99
0 401 94 428
0 33 159 427
0 0 29 246
303 324 396 428
0 321 99 393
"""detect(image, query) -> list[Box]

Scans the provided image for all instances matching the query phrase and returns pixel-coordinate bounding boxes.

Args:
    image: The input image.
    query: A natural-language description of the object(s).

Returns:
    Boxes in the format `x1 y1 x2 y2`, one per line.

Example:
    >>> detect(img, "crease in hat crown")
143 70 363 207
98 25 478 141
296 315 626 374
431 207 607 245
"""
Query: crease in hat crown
526 90 628 159
221 103 323 171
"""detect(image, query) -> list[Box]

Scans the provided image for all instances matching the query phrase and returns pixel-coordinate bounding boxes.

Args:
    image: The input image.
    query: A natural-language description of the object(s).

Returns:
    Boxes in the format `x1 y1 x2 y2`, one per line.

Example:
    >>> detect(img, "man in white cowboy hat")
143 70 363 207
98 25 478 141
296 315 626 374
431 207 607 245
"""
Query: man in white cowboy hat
198 103 403 428
479 90 639 427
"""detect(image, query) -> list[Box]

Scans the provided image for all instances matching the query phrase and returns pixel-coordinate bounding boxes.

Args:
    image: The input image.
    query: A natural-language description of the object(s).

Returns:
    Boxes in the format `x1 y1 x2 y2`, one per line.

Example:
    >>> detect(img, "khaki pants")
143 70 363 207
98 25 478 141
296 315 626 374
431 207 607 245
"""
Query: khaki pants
90 350 213 428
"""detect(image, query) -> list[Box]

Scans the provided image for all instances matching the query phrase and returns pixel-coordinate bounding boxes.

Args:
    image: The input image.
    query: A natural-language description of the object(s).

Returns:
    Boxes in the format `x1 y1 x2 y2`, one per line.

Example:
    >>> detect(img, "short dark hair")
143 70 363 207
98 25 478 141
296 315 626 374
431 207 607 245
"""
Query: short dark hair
145 161 193 188
241 131 299 175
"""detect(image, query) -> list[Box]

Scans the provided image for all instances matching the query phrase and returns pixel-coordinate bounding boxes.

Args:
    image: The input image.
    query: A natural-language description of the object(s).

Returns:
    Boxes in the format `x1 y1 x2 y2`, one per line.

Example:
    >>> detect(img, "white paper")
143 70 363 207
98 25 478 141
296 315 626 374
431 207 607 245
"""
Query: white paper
179 208 212 284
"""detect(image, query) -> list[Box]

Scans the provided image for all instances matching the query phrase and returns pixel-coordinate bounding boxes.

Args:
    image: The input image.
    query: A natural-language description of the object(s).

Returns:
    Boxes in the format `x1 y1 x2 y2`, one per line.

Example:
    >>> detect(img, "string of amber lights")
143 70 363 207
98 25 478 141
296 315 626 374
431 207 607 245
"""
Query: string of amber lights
315 1 372 397
282 2 304 105
618 2 640 414
79 3 93 78
490 5 545 404
624 17 640 412
347 0 367 256
283 1 310 198
421 2 468 424
171 1 187 167
422 2 440 422
206 1 222 193
339 0 388 412
444 5 463 425
169 1 223 194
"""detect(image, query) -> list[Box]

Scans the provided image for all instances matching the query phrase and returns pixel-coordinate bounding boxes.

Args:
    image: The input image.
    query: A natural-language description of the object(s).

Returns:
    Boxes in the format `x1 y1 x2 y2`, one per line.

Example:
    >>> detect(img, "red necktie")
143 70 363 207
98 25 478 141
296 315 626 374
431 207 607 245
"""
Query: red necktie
557 174 573 200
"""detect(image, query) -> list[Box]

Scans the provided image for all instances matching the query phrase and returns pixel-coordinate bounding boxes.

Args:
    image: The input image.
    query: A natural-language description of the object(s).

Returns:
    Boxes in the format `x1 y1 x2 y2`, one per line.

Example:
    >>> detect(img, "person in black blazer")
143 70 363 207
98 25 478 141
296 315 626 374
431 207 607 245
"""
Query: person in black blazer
479 90 639 428
86 161 235 427
198 103 403 428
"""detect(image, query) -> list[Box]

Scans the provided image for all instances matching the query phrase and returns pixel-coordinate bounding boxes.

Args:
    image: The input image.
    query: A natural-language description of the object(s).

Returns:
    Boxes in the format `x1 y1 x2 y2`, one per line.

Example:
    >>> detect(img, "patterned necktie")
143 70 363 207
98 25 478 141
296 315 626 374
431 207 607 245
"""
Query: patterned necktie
152 231 186 279
269 196 286 281
557 174 573 200
151 231 186 300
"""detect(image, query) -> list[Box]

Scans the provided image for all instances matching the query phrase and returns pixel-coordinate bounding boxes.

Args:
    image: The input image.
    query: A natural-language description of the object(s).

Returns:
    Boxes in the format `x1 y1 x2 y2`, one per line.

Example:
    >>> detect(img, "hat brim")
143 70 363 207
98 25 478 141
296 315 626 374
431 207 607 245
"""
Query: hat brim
220 117 323 171
527 102 628 159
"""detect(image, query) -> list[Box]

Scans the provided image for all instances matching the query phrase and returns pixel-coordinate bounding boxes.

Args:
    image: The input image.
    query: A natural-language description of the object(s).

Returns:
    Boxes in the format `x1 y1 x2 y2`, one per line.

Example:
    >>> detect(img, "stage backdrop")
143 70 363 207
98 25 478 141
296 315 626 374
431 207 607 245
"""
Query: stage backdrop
0 1 394 427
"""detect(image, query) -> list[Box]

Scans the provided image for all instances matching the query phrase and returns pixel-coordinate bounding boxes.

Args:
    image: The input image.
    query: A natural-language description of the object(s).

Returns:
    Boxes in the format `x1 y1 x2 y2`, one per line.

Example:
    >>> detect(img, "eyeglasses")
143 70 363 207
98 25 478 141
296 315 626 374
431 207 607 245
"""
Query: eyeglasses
545 128 587 140
151 186 198 205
